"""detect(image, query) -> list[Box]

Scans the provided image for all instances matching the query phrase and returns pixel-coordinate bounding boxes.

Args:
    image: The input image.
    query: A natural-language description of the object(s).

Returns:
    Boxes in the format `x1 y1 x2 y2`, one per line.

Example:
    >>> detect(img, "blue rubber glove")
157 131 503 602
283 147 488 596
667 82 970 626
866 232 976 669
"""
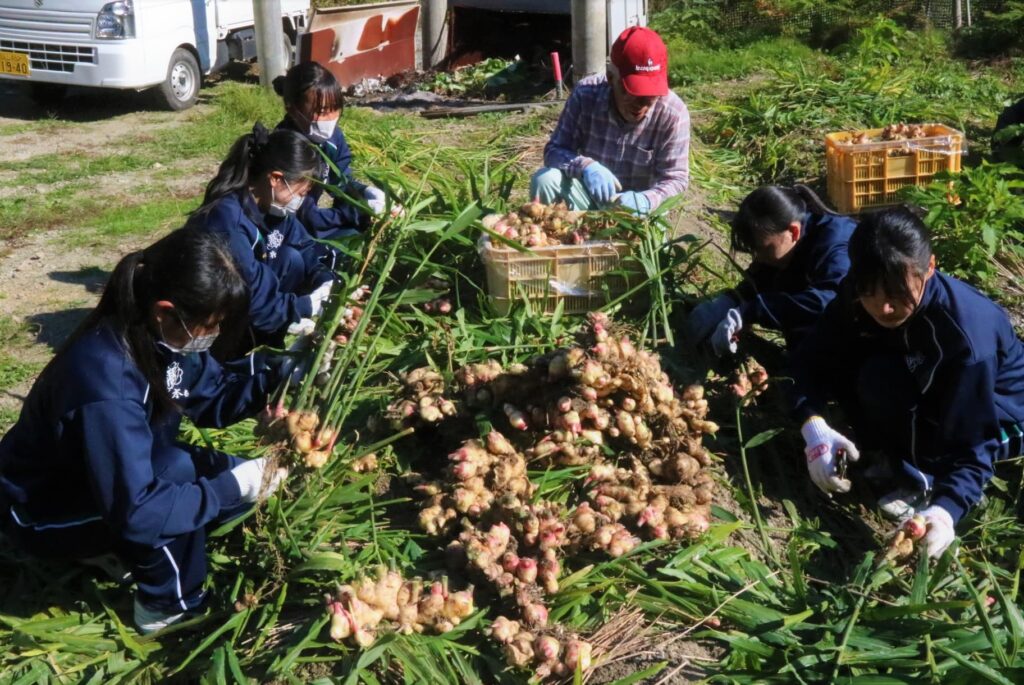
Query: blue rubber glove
581 161 620 205
617 191 651 216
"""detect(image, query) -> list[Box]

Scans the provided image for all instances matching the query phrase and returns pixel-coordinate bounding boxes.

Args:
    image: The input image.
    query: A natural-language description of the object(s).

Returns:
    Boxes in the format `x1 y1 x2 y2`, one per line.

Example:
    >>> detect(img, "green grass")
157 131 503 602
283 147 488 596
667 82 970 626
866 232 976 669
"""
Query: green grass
68 195 195 247
0 315 43 395
690 21 1023 187
0 406 18 433
667 36 820 86
8 153 155 186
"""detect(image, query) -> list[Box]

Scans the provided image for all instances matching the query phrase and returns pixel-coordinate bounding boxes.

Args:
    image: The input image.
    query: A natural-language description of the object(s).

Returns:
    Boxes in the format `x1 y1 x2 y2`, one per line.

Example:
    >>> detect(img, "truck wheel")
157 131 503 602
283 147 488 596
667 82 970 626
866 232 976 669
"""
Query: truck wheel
28 83 67 108
156 48 200 111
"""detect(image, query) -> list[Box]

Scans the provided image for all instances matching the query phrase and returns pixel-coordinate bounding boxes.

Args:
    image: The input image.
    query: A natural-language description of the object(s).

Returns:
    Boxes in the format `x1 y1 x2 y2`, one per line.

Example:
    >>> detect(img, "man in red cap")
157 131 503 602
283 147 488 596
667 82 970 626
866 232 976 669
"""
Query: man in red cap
530 26 689 215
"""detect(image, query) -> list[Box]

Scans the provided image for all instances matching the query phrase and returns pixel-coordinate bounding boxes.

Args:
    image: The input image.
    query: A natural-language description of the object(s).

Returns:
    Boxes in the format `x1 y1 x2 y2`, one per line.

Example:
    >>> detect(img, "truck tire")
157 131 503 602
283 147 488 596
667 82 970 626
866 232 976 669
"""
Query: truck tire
28 83 67 108
156 48 200 111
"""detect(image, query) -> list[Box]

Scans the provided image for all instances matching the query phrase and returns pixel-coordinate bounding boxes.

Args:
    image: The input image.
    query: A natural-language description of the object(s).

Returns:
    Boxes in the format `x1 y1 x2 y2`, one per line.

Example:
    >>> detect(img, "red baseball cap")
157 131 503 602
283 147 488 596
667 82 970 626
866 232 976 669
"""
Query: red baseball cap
610 26 669 97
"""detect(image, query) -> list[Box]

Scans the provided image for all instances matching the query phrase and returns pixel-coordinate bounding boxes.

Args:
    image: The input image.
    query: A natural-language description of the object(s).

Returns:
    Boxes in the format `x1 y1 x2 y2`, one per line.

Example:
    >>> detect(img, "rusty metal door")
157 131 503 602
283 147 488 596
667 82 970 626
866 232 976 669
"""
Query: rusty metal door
298 1 420 87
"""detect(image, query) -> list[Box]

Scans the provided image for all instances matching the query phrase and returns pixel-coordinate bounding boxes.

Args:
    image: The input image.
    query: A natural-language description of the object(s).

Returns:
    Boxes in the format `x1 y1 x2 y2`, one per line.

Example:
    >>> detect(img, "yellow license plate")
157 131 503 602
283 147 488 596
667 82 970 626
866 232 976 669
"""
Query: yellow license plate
0 51 29 77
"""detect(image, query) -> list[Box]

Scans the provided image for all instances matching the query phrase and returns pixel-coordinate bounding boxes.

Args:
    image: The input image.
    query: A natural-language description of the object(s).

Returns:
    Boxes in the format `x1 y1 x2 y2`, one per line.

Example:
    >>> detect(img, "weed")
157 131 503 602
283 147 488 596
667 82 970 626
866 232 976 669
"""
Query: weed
702 18 1018 185
424 58 516 97
904 163 1024 294
666 37 818 86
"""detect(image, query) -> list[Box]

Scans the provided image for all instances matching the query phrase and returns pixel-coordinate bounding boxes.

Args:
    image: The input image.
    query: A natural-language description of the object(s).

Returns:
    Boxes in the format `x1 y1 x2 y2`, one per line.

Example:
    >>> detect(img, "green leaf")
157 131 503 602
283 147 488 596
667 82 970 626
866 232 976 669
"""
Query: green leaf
956 558 1010 668
292 552 353 574
864 601 971 620
909 550 930 605
934 643 1015 685
603 662 668 684
745 428 784 450
991 572 1024 661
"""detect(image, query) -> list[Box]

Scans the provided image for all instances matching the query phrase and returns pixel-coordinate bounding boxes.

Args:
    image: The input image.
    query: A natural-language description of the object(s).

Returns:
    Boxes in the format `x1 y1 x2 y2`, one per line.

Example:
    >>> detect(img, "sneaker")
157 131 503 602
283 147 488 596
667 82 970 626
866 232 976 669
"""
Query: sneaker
80 554 133 584
133 597 186 634
878 487 929 521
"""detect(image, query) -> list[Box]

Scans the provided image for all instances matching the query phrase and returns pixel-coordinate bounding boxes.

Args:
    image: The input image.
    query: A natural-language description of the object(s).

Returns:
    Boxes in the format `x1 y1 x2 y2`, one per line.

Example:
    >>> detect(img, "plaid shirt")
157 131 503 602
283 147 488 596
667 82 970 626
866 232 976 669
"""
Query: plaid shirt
543 74 690 210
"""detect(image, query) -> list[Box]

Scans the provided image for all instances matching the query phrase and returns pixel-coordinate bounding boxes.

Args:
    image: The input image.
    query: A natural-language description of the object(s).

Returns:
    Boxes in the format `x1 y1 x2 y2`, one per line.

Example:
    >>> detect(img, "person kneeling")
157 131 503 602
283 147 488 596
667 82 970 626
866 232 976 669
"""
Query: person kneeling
0 228 289 632
529 27 689 216
789 207 1024 558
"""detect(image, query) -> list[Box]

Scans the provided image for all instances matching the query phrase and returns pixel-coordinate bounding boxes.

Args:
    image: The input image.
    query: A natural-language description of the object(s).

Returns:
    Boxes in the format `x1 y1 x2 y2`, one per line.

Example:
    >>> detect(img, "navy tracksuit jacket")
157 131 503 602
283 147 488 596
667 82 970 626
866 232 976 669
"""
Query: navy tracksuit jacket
733 212 857 349
275 116 368 239
186 191 333 338
791 272 1024 524
0 322 282 613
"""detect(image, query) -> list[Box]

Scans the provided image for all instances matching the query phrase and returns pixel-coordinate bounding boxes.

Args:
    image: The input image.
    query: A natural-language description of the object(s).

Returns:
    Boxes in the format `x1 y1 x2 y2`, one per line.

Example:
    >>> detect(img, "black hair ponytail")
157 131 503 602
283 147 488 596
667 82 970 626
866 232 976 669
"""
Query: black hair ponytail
730 184 839 254
848 206 933 305
197 123 323 208
274 61 345 115
62 227 250 417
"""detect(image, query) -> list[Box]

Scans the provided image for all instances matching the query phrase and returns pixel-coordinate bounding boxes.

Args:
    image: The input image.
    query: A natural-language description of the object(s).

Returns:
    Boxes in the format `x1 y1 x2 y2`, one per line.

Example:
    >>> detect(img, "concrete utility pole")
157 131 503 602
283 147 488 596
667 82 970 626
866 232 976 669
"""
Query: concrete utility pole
254 0 288 89
953 0 963 29
572 0 607 82
421 0 448 69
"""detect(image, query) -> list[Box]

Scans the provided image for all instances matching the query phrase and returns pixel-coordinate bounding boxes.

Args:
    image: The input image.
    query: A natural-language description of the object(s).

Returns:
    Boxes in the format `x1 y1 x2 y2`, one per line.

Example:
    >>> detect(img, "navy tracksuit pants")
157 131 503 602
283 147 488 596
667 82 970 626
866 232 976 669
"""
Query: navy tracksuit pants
3 443 250 614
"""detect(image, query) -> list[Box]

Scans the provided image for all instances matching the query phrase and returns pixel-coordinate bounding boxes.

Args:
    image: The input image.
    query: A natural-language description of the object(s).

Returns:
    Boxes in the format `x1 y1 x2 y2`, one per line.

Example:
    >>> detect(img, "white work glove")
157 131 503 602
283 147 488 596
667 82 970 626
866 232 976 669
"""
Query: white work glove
709 308 742 356
800 416 860 494
919 505 955 558
309 281 333 317
287 318 316 336
683 294 737 346
363 186 387 215
230 457 288 502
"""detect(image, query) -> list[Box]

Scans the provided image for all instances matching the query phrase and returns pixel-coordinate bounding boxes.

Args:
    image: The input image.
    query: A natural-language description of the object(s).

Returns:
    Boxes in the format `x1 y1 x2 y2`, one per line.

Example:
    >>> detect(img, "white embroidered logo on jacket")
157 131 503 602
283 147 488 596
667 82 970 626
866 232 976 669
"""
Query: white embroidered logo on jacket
166 362 190 400
266 230 285 260
905 352 926 373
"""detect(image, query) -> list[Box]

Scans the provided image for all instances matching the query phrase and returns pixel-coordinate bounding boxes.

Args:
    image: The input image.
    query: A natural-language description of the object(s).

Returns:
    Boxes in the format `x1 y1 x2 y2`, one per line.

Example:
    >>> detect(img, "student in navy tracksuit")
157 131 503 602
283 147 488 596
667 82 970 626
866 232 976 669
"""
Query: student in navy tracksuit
790 207 1024 558
0 228 289 633
188 124 335 354
683 185 857 355
273 62 388 245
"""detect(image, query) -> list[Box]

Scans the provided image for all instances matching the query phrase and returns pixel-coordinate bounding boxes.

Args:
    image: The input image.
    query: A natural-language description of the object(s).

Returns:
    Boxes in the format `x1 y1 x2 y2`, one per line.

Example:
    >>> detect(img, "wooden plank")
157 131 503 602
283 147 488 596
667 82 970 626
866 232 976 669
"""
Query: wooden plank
420 101 560 118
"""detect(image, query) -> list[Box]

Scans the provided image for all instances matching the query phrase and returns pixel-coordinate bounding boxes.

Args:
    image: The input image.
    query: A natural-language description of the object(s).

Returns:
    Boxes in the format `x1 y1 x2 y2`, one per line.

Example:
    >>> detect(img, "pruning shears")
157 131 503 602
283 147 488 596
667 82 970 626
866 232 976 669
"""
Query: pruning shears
836 447 849 482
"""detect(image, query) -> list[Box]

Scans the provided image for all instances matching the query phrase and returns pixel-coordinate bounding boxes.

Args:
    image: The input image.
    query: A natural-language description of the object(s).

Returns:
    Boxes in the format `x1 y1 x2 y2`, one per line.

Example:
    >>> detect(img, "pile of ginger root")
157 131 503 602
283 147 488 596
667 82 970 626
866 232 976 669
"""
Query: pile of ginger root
380 312 720 678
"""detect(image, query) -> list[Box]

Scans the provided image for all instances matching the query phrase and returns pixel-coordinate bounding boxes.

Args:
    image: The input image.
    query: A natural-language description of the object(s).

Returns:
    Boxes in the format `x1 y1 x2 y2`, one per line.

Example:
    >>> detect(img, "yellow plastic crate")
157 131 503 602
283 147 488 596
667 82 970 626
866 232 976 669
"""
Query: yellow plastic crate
480 237 641 315
825 124 964 213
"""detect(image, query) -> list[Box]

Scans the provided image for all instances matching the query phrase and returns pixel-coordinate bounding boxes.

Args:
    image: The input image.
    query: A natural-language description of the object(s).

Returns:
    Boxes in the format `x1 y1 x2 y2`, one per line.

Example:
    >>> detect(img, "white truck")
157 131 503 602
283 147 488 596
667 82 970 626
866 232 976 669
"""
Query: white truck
0 0 310 110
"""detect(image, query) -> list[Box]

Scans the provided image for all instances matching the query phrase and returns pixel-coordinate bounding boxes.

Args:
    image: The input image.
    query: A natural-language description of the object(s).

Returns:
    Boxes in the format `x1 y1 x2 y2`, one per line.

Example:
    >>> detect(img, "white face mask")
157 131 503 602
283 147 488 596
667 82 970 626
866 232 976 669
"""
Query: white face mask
308 117 338 143
160 311 219 354
269 178 305 217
